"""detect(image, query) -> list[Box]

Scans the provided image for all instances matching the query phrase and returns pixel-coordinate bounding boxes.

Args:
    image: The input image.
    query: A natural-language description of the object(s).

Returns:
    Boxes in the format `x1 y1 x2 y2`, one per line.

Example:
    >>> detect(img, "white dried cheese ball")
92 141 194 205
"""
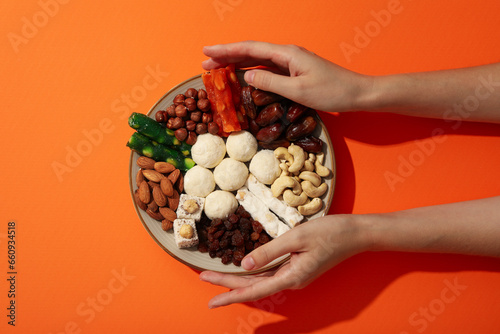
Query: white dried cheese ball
213 158 249 191
226 130 258 162
190 133 226 168
203 190 238 220
183 165 215 198
249 149 281 185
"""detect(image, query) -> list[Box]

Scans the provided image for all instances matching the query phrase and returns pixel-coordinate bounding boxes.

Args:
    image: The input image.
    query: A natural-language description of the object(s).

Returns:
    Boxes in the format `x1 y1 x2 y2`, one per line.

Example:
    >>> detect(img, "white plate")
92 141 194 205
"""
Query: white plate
128 72 336 274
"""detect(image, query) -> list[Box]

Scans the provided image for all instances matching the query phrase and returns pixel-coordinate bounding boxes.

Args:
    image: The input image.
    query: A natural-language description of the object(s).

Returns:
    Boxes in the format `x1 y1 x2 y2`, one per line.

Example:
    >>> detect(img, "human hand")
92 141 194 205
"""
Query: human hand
199 214 372 308
202 41 374 113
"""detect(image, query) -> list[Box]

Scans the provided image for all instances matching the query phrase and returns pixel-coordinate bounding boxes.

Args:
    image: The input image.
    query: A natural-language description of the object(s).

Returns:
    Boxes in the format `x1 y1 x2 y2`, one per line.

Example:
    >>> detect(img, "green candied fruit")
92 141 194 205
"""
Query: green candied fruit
142 147 154 158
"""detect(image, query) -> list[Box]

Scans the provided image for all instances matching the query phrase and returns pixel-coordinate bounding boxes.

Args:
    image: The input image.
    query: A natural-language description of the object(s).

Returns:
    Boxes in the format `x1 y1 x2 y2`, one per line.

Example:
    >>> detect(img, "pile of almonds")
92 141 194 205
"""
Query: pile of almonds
133 156 183 231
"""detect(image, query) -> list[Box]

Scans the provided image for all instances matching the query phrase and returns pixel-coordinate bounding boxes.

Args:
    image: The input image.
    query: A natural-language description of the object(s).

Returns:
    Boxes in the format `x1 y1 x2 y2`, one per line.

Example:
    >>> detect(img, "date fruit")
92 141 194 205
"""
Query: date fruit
294 135 323 153
241 86 257 119
251 89 284 106
258 139 291 150
285 116 317 141
256 122 284 143
286 102 310 123
255 102 285 127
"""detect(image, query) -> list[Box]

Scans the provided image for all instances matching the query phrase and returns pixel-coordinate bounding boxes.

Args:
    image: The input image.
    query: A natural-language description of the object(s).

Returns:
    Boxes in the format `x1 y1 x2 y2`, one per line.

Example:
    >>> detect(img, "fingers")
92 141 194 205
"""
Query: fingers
199 271 267 290
207 271 292 308
242 228 304 271
243 69 299 97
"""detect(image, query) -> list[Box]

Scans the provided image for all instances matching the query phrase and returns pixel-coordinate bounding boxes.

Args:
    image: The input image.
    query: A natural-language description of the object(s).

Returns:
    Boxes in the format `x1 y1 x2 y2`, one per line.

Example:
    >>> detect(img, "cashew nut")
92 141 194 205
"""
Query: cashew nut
314 152 331 178
271 176 302 197
301 181 328 198
298 171 322 187
283 189 308 207
274 147 294 165
300 159 315 172
287 144 306 174
279 162 289 177
308 153 316 163
298 197 323 216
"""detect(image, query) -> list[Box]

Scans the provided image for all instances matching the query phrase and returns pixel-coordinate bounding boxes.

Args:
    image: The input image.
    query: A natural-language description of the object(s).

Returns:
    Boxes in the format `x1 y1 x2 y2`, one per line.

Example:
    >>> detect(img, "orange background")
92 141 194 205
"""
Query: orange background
1 0 500 333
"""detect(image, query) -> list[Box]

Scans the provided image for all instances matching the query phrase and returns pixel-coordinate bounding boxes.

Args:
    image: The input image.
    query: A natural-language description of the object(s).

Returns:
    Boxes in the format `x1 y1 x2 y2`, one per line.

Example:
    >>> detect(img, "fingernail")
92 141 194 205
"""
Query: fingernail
244 70 255 84
242 256 255 270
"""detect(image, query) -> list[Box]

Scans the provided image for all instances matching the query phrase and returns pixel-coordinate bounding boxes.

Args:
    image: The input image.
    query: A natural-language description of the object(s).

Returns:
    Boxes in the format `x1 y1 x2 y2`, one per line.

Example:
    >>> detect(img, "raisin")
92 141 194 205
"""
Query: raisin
224 220 235 230
221 254 232 264
214 230 224 239
216 249 224 258
208 240 219 252
254 242 262 249
259 234 270 244
211 218 223 228
209 250 217 258
198 242 208 253
228 213 239 224
252 221 263 233
220 238 230 249
245 241 254 251
233 249 245 262
251 232 260 241
239 218 252 231
232 230 244 246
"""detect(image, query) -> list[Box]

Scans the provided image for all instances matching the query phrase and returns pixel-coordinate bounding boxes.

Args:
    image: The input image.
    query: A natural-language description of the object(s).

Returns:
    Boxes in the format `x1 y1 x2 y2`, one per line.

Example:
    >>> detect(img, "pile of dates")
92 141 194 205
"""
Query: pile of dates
241 87 323 153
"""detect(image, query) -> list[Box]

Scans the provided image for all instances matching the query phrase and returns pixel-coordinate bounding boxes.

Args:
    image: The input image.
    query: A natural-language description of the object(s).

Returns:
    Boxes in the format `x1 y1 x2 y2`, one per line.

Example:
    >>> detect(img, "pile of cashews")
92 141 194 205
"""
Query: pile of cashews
271 144 331 216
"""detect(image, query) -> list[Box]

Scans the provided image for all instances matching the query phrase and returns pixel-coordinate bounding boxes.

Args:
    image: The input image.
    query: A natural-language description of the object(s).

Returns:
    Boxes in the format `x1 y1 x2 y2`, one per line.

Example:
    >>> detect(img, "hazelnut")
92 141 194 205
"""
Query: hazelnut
185 97 197 112
198 89 207 100
185 120 196 131
173 94 185 105
207 122 219 135
183 199 199 213
166 104 176 117
166 118 175 129
185 88 198 99
197 98 211 112
190 111 202 123
185 131 197 145
179 224 194 239
155 111 165 123
175 105 188 118
171 117 185 129
196 123 207 135
174 128 188 141
201 113 213 124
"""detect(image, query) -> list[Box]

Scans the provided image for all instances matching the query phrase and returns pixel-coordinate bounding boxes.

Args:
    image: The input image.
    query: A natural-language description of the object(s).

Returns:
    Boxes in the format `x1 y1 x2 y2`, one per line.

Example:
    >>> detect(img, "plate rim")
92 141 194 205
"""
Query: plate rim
128 71 336 275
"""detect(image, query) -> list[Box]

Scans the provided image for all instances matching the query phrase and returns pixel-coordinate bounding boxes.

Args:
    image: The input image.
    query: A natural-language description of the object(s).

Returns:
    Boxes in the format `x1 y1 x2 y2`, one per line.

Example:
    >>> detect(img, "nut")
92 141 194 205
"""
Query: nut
153 185 167 207
185 131 197 145
207 122 219 135
137 156 155 169
167 169 181 185
185 88 198 99
185 98 197 112
197 88 208 100
168 190 180 210
274 147 294 165
136 170 145 187
176 173 184 193
146 208 164 221
298 198 323 216
314 152 331 178
202 113 213 124
186 120 196 131
197 98 211 112
298 171 322 187
287 144 306 174
161 219 173 231
174 128 188 141
283 190 308 207
301 181 327 198
179 224 194 239
182 199 199 213
271 176 302 198
175 105 188 118
166 105 176 117
154 161 175 174
159 207 177 221
160 177 174 197
195 123 207 135
171 117 185 129
173 94 185 105
138 180 151 204
134 190 147 210
190 111 202 123
142 169 164 183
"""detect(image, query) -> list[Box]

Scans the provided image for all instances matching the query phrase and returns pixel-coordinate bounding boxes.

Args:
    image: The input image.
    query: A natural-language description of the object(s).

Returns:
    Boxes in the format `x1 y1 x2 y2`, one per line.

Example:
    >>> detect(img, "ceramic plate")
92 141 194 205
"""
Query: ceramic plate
129 72 336 274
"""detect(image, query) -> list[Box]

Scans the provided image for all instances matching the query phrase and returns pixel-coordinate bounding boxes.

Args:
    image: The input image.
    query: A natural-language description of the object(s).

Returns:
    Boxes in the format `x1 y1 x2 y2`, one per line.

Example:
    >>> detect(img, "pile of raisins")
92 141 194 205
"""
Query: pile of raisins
197 205 271 266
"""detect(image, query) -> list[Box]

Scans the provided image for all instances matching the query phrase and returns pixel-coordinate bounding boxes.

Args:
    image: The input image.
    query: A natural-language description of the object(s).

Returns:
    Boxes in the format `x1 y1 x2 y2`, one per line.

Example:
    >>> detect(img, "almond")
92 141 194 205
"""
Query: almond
136 170 145 187
154 161 176 174
138 181 150 204
168 190 180 211
159 207 177 222
134 190 147 210
146 208 164 221
142 169 164 183
161 219 173 231
176 172 184 193
147 199 158 212
152 185 167 207
137 156 155 169
167 169 181 184
160 177 174 197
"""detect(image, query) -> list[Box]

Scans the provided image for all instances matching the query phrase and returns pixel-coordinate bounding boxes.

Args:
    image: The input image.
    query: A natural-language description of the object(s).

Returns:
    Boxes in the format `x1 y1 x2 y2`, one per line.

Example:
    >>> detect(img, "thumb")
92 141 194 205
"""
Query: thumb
244 69 299 100
241 229 302 271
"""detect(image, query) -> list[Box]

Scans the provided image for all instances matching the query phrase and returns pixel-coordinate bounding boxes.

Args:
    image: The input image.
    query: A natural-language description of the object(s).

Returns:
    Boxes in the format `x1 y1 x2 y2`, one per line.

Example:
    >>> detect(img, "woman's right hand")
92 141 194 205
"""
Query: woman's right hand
202 40 374 113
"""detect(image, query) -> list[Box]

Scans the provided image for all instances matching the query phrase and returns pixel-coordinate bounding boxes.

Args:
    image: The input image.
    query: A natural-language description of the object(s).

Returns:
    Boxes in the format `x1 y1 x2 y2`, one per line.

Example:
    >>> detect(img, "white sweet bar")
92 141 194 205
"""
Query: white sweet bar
235 187 290 238
173 218 199 249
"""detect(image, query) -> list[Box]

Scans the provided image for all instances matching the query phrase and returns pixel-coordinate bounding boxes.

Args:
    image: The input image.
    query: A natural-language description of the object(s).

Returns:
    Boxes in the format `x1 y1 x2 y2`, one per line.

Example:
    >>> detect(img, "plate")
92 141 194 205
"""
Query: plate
128 72 336 274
